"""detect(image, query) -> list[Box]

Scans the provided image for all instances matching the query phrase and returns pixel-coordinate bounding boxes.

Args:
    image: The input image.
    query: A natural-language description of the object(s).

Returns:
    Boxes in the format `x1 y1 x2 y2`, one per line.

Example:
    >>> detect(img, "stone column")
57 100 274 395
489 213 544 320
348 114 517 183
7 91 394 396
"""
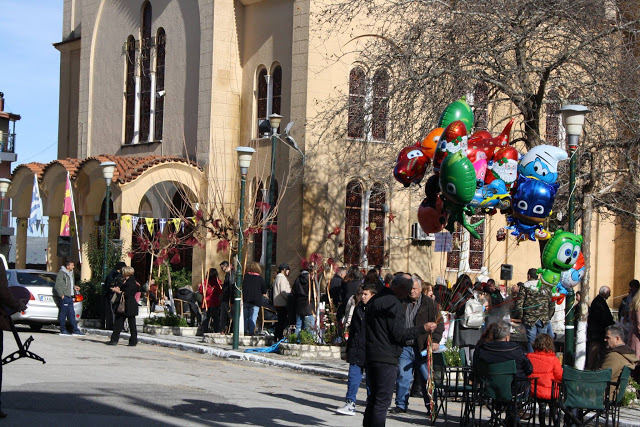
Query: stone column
80 215 96 282
47 216 61 272
15 218 27 269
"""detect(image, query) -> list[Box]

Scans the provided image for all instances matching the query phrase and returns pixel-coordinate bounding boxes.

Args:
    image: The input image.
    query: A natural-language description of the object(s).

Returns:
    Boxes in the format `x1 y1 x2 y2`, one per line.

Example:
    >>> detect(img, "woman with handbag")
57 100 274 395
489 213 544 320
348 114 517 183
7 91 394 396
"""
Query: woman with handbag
107 266 138 346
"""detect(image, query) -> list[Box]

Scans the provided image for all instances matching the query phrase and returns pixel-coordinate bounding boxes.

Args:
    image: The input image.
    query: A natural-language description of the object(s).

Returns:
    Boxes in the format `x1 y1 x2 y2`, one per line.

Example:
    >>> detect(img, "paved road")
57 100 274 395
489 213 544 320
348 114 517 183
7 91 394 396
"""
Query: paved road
0 328 438 426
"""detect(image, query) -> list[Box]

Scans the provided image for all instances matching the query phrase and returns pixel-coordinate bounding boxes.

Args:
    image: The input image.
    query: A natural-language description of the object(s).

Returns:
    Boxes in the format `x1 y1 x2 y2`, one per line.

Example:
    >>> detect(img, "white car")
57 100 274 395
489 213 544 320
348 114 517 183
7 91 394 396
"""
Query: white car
7 269 84 331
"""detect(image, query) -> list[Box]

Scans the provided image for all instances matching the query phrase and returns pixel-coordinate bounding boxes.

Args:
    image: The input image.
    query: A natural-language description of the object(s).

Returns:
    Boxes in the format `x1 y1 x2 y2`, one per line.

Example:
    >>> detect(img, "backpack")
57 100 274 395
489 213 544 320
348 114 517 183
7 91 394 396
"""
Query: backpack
463 298 484 329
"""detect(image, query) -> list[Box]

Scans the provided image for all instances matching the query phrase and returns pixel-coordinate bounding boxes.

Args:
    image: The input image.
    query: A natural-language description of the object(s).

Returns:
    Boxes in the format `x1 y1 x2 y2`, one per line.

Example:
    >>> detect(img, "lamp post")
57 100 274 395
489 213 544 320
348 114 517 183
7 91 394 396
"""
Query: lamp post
0 178 11 236
100 162 116 282
560 104 590 368
233 147 255 350
264 113 282 287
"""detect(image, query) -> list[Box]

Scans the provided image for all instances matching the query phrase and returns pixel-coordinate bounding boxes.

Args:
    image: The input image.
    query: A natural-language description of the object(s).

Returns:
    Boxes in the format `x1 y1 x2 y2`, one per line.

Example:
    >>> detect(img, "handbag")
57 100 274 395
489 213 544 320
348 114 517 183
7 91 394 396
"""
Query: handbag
116 293 126 314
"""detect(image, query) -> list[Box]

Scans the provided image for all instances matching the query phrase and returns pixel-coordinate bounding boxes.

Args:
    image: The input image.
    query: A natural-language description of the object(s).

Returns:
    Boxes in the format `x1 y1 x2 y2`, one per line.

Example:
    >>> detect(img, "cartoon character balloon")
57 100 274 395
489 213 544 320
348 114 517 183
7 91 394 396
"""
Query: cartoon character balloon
433 121 468 174
470 179 511 211
508 176 558 240
537 230 583 290
420 127 444 159
557 252 585 295
518 145 568 183
393 146 431 187
439 151 484 239
438 97 474 131
486 146 519 189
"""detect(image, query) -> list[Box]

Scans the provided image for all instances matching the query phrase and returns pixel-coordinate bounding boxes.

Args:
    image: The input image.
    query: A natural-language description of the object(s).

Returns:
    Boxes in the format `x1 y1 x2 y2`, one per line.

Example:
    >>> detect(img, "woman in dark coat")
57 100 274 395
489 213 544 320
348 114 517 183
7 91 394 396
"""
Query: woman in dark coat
108 266 139 346
242 261 267 335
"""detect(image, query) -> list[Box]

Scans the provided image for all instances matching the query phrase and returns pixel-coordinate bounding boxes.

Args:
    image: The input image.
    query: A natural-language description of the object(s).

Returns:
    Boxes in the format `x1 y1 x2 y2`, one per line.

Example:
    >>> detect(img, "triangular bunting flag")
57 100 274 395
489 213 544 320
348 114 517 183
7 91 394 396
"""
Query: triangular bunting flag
159 218 167 234
132 216 139 230
145 217 154 234
171 218 180 231
121 215 132 230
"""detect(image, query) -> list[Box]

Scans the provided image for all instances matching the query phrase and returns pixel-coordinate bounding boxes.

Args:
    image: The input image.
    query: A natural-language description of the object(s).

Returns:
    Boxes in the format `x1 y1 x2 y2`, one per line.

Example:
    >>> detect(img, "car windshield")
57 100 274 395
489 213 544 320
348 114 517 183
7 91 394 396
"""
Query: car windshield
15 272 57 287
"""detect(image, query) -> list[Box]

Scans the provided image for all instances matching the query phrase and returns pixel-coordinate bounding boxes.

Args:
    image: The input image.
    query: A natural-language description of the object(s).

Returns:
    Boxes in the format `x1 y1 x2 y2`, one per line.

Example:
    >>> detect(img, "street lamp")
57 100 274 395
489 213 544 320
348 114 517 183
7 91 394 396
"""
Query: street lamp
233 146 255 350
264 113 282 287
0 178 11 235
100 162 116 282
560 104 590 368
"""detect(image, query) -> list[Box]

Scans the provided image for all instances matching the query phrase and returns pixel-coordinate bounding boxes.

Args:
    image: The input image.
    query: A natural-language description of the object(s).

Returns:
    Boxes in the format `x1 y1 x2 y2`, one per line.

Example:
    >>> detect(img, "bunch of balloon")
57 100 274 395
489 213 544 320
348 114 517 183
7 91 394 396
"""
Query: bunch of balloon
506 145 568 241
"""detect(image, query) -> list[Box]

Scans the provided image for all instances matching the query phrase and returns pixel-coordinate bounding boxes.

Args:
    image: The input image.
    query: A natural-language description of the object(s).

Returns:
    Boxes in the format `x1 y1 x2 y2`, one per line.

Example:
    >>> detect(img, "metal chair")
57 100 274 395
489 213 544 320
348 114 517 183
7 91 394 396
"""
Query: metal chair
258 305 278 334
432 351 473 425
551 366 611 426
471 359 537 426
607 365 632 427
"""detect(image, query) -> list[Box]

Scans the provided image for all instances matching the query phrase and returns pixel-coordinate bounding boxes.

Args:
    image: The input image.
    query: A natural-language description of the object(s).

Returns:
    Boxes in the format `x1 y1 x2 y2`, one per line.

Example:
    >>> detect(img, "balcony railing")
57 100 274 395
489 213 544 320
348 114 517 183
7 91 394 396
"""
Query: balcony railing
0 133 15 153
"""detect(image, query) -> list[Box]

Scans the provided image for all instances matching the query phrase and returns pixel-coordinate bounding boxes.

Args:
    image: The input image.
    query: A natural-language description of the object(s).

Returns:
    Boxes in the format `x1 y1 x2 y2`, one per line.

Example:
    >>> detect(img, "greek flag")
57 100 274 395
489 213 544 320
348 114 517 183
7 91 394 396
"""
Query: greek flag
28 174 43 234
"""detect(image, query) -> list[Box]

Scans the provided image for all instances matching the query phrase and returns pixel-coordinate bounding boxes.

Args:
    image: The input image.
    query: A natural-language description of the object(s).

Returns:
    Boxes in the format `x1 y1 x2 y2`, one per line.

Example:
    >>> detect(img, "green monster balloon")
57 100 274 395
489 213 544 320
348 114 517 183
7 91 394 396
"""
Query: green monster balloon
438 97 475 131
538 230 583 290
439 151 484 239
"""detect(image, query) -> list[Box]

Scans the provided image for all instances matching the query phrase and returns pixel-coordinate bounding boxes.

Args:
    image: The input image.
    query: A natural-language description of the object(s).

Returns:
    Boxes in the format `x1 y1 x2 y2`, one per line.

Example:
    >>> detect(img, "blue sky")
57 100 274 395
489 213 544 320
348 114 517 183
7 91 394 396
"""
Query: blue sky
0 0 63 167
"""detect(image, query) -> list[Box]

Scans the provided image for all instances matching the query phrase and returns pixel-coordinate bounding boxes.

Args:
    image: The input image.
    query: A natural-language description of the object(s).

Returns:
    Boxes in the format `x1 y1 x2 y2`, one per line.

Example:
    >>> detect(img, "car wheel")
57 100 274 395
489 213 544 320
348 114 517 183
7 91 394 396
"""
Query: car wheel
29 324 43 331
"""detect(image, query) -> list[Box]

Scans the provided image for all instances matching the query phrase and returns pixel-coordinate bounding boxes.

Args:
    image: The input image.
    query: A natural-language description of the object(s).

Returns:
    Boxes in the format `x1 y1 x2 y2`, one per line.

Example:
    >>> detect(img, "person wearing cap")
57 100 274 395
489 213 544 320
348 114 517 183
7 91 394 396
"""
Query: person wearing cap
273 263 291 340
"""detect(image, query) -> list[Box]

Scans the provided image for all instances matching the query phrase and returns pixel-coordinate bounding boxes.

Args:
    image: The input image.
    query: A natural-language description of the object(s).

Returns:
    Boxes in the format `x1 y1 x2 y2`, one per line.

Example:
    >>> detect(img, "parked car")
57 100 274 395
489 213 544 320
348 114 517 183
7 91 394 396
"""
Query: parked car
6 269 83 331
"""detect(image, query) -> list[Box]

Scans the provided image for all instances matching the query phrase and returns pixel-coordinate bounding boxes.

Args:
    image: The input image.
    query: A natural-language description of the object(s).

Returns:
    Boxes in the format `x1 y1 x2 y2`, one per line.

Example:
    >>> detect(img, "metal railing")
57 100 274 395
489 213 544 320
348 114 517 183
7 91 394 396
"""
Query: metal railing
0 133 15 153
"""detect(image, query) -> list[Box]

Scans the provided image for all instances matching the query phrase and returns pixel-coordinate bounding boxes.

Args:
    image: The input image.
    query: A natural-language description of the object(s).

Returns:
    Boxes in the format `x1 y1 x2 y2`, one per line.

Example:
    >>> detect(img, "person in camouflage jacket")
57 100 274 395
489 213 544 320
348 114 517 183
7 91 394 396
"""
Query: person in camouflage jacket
515 268 555 353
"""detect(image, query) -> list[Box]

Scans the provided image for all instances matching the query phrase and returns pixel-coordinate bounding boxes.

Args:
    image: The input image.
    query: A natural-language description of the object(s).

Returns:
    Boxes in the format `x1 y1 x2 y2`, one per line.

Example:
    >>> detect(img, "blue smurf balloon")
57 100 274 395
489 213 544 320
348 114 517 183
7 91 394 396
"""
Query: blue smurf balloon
518 145 568 184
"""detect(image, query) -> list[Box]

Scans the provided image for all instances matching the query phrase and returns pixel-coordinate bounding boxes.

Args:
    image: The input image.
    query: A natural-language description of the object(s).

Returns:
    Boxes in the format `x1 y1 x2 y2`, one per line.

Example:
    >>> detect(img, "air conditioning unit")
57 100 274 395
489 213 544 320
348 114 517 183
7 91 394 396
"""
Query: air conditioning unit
411 223 435 241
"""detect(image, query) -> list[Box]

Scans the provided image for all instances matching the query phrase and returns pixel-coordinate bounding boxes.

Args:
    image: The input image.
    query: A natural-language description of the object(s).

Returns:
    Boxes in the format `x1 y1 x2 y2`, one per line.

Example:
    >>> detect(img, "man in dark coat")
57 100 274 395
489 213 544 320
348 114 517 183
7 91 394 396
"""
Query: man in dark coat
474 320 533 393
101 261 126 330
329 267 346 310
219 261 235 333
586 286 615 370
363 274 437 427
391 276 444 414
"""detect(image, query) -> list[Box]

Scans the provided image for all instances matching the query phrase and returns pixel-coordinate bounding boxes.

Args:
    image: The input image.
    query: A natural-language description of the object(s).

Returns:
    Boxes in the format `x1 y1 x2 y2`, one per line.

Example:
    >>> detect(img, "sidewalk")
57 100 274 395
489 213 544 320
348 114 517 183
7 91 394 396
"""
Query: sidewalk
80 327 640 426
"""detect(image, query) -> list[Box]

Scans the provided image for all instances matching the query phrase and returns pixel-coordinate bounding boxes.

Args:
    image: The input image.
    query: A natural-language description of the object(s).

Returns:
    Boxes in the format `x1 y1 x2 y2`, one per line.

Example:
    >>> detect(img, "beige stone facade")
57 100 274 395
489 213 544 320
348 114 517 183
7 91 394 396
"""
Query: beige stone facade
8 0 639 307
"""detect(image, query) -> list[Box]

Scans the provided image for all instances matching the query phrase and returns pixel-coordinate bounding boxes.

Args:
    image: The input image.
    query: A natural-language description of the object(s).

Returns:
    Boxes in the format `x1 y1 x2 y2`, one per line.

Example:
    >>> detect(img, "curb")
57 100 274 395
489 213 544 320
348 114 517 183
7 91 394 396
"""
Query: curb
83 328 348 380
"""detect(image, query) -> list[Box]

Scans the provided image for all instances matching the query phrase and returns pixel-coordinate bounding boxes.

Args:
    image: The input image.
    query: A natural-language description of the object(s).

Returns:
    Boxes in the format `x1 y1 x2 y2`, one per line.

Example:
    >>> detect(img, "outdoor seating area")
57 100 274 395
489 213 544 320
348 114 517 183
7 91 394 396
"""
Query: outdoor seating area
427 360 632 426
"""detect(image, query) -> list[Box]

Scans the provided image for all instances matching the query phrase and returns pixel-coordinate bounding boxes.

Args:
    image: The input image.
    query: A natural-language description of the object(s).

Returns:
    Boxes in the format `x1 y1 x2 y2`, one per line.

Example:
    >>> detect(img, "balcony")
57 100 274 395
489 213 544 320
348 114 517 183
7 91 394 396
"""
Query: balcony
0 133 16 163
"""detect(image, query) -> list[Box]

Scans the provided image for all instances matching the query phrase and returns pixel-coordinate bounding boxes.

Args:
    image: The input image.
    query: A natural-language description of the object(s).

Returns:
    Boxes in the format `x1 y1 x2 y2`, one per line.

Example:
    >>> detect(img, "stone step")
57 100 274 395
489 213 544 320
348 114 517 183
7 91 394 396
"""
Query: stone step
203 333 274 347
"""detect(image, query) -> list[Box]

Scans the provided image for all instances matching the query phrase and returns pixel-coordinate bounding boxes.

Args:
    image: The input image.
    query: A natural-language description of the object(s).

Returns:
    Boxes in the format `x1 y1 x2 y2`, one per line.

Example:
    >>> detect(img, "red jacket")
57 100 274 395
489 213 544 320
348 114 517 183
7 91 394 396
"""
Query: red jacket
527 351 563 400
199 278 222 309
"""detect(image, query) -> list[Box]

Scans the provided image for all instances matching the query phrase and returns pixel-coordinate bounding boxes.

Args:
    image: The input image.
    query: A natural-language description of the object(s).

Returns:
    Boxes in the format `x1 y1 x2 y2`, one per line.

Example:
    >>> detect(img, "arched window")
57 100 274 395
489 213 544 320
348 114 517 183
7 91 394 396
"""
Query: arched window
372 69 389 140
446 215 485 270
344 180 363 265
155 28 166 141
367 183 386 266
124 35 136 144
545 91 561 146
474 83 489 131
272 66 282 116
257 69 268 125
253 180 264 263
347 67 366 139
139 1 152 142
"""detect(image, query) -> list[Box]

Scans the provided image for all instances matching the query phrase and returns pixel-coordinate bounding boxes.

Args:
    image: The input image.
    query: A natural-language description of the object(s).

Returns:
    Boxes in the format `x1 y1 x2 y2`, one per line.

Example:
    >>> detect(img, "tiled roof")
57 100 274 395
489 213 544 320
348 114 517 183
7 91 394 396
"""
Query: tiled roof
11 162 46 180
79 155 202 184
13 155 202 185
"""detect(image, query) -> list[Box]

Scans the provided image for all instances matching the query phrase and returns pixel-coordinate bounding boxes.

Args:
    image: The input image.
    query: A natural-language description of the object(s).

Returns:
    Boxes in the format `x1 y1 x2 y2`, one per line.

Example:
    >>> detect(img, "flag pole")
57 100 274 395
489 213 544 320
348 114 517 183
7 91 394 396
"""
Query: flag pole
68 172 82 264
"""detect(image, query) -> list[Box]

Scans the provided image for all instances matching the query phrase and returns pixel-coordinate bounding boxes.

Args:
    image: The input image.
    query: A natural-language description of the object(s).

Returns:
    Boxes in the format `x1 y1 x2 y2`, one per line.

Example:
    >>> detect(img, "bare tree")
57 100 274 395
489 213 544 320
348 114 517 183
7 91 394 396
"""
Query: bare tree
314 0 640 301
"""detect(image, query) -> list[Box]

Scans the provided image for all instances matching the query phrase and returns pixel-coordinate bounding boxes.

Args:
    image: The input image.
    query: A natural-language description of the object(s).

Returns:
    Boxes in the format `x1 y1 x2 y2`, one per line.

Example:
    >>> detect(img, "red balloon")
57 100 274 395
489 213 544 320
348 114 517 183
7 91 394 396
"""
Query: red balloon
433 121 468 174
393 146 431 187
466 119 514 164
417 195 448 234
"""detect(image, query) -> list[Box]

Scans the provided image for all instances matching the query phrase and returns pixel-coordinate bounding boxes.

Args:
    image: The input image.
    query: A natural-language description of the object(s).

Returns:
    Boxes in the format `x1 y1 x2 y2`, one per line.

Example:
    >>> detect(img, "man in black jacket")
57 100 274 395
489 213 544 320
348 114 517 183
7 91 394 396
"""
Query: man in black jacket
363 274 437 427
586 286 615 370
292 268 314 334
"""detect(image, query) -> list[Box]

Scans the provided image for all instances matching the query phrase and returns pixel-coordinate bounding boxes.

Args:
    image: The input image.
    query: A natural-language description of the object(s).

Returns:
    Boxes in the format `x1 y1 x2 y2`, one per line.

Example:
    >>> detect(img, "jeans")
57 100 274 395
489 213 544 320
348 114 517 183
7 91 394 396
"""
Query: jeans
525 320 554 353
58 296 80 333
364 361 397 426
346 363 366 403
243 303 260 335
395 346 415 410
295 314 314 335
